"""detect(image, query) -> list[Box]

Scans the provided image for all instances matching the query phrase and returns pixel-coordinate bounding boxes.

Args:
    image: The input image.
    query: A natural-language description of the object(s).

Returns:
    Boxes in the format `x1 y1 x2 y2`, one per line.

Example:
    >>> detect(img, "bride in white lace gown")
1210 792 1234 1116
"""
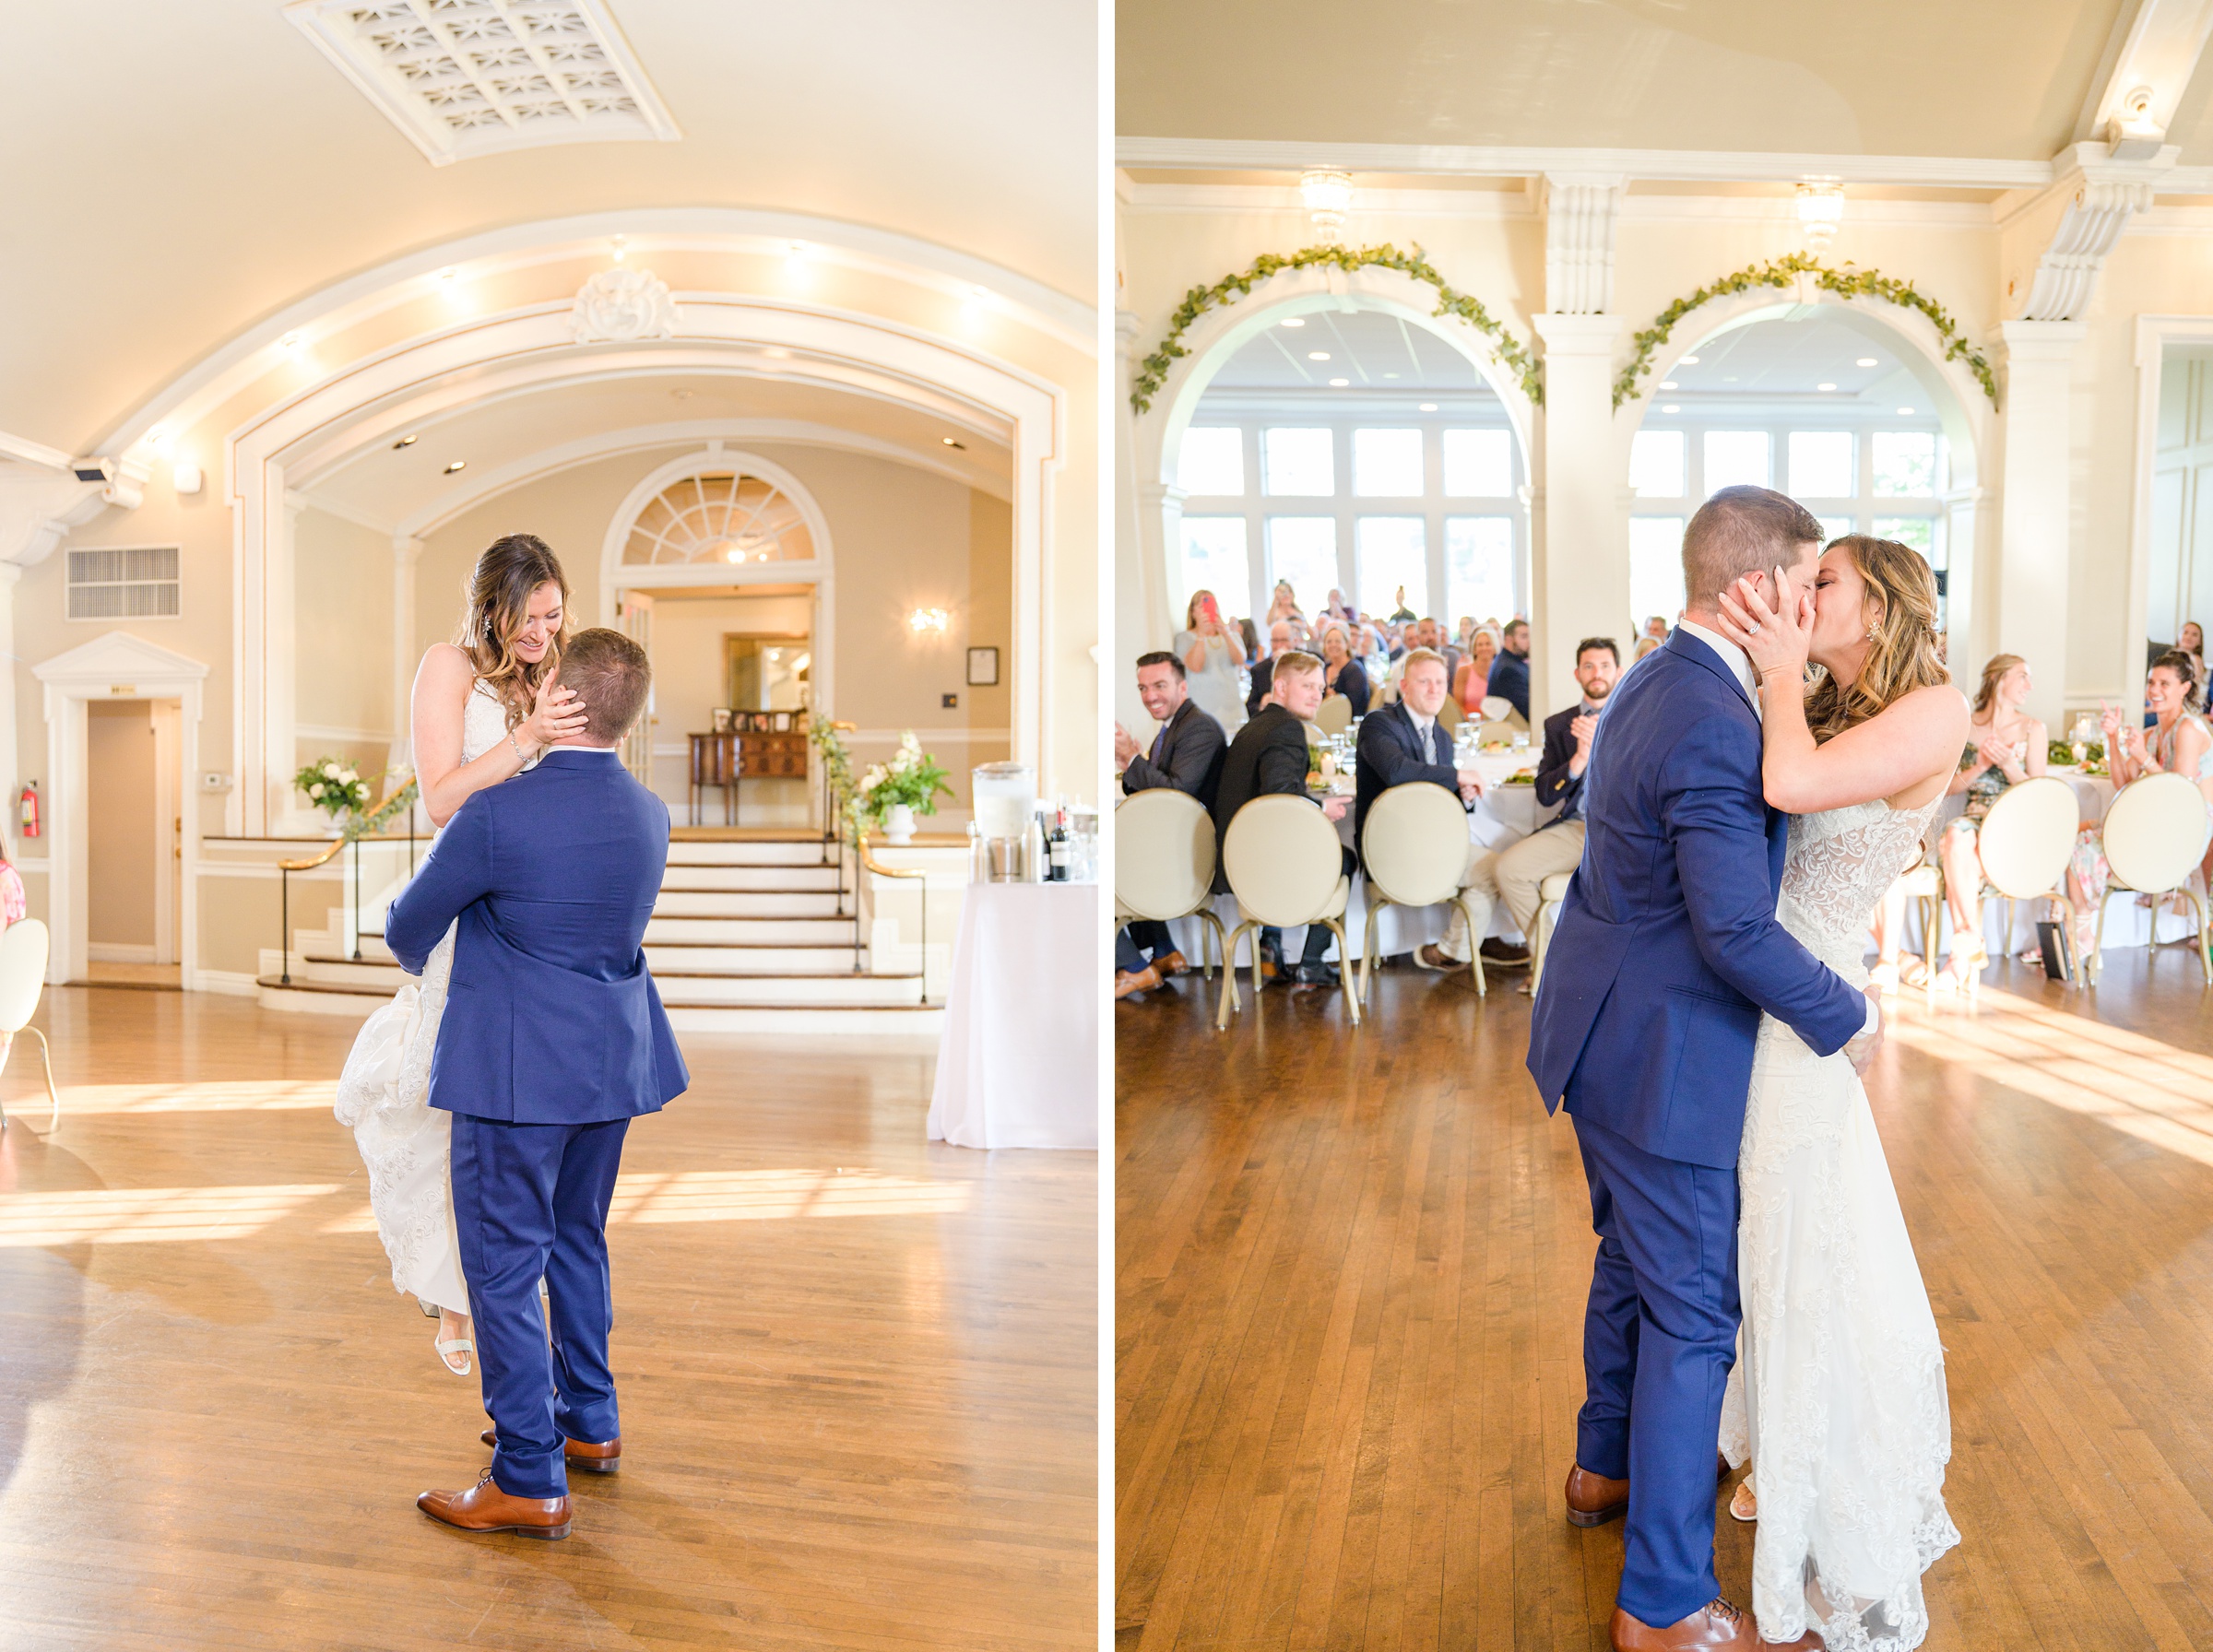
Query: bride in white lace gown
1711 536 1973 1650
333 535 585 1375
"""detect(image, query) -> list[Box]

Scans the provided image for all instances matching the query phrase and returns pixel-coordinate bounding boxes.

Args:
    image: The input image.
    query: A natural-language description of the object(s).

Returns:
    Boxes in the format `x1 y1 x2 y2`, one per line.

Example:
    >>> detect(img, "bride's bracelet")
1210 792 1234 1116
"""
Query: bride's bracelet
508 731 527 763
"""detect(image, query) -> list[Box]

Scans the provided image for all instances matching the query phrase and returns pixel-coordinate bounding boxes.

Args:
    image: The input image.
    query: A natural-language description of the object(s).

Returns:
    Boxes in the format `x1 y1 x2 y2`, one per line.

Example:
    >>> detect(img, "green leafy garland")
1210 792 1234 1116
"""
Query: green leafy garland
1614 253 1997 410
1130 242 1542 414
810 718 860 845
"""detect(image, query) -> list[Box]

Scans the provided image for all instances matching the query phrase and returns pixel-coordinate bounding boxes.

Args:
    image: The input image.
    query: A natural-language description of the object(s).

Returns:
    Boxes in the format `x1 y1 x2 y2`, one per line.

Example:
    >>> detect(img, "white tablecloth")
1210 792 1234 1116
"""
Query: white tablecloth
928 882 1098 1150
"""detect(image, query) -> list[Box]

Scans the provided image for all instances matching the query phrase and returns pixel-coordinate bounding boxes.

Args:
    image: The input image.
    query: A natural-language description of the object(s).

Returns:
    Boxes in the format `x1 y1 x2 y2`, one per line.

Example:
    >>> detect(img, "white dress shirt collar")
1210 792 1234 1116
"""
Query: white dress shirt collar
1675 619 1760 719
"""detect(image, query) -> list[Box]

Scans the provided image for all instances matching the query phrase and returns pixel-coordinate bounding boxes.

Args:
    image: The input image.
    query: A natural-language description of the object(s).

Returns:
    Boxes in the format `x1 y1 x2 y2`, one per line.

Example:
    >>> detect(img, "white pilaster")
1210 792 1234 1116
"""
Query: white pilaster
1994 321 2085 727
1532 313 1627 723
1541 174 1626 316
391 535 423 770
268 490 306 833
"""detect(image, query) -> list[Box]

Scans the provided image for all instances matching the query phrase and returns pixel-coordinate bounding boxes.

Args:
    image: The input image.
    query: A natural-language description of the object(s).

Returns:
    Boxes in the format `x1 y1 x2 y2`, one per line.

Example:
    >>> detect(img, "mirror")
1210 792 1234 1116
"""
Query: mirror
725 631 811 713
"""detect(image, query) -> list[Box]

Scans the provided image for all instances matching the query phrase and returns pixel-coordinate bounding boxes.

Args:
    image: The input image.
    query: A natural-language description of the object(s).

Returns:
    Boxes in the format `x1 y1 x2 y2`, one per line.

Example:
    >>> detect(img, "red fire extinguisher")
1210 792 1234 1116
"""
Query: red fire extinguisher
19 782 39 840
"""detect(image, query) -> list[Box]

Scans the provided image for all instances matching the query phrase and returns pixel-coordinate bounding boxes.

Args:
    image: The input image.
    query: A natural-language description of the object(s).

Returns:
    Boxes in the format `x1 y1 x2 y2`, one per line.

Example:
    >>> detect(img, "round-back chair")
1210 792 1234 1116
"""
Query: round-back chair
1314 695 1354 737
1942 775 2085 986
1220 795 1359 1029
1115 787 1231 997
1358 782 1483 1001
1531 869 1575 992
2089 772 2213 985
0 918 57 1131
1435 696 1463 731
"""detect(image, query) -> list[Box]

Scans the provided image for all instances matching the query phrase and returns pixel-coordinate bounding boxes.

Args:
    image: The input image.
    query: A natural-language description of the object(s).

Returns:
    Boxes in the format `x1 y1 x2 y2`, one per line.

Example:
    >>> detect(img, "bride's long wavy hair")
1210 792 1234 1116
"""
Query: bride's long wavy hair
1803 535 1952 743
454 533 571 728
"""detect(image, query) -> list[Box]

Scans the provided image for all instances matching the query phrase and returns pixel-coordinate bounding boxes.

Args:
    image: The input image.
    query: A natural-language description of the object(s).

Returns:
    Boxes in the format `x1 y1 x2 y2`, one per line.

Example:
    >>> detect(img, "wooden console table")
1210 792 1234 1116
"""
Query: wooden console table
687 727 810 826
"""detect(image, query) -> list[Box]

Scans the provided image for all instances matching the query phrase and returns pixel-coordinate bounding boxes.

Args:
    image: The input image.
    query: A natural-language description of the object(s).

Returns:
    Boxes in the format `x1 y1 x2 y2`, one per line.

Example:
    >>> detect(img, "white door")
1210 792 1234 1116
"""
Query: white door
618 590 656 785
151 699 182 964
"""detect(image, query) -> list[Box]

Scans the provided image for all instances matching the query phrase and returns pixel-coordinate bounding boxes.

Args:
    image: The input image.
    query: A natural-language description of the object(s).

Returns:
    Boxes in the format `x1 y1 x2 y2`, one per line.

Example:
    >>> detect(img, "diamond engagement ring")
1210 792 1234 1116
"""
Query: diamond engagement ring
1746 620 1762 634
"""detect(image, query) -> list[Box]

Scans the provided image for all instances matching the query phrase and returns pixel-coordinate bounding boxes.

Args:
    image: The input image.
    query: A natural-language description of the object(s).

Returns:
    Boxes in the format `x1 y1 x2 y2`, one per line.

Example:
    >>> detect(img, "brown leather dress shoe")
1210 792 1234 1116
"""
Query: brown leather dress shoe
1565 1463 1629 1527
480 1428 621 1474
1114 965 1162 999
419 1470 571 1539
1154 950 1189 978
1609 1597 1757 1651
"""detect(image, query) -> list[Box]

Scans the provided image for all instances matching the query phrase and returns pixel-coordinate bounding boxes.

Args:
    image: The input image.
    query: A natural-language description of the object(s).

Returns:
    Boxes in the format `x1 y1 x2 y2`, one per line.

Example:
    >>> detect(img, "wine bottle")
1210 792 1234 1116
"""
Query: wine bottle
1048 805 1071 881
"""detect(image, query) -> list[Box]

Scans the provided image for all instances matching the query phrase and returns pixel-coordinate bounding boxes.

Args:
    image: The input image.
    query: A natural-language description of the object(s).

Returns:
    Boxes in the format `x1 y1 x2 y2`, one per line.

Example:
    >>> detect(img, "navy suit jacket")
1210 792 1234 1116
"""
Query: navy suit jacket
1122 699 1226 808
1488 650 1531 721
1524 630 1864 1168
385 749 689 1126
1354 700 1459 847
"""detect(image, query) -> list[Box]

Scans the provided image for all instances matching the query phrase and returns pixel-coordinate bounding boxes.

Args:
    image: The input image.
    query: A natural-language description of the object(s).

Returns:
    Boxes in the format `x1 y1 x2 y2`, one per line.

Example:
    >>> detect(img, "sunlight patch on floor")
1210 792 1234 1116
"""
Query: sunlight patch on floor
18 1080 340 1115
318 1167 970 1233
1889 989 2213 1165
0 1184 345 1245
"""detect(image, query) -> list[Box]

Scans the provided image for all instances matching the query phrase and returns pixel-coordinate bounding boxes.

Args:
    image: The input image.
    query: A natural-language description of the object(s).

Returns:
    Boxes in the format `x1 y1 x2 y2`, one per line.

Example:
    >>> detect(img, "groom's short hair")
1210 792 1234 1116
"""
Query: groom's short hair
1682 486 1826 610
559 627 651 744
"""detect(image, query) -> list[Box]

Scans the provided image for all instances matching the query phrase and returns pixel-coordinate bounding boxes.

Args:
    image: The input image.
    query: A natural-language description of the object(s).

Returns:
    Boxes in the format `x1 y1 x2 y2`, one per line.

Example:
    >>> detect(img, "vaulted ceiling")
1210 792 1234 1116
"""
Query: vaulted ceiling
0 0 1095 453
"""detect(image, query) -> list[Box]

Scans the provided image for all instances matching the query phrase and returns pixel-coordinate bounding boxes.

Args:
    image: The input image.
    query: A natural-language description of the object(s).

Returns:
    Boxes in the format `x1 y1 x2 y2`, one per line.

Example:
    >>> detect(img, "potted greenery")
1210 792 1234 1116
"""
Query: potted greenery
295 755 371 833
856 732 953 844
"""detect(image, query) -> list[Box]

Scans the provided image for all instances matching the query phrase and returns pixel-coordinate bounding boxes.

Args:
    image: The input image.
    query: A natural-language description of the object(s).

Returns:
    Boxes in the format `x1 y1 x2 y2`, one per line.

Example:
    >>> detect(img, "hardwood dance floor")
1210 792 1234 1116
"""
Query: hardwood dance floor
1117 945 2213 1651
0 989 1094 1652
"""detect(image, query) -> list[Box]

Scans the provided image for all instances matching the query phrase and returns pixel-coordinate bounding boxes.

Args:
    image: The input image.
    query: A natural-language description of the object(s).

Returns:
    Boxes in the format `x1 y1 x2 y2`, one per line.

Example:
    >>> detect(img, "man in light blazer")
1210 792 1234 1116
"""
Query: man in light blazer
1113 651 1227 997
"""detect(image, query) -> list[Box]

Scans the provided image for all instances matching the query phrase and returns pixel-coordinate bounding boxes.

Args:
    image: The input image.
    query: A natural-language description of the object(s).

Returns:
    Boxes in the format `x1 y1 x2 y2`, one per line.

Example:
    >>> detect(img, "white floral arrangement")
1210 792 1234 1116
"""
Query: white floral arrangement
294 756 371 821
852 731 953 825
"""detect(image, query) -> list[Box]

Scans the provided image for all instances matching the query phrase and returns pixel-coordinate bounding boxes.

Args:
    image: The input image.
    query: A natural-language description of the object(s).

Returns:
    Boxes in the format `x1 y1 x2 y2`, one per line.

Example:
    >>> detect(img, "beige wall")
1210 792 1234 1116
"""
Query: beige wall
645 591 814 824
88 700 156 952
293 507 396 786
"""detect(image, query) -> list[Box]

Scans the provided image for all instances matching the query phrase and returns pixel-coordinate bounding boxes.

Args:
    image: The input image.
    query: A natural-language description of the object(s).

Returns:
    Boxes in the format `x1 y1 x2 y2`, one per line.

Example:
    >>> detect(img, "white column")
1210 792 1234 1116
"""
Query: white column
391 535 422 769
268 489 305 833
0 563 19 821
1531 313 1627 723
1993 321 2084 728
1139 478 1187 640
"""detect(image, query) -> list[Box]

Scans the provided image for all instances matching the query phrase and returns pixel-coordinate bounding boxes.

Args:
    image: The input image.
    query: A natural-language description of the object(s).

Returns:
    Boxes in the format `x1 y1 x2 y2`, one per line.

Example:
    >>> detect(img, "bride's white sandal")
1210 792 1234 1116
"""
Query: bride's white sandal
1730 1477 1757 1523
435 1333 476 1375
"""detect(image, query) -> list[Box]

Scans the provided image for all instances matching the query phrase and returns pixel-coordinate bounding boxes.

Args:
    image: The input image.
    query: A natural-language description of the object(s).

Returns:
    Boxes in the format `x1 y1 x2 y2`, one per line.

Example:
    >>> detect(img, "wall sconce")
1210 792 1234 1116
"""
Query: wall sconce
1795 181 1844 252
1300 169 1354 244
907 607 950 635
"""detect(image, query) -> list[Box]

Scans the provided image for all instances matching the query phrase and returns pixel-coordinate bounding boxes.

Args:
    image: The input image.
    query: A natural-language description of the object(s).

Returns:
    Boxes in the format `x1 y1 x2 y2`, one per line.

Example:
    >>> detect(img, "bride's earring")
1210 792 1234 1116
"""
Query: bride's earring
1865 620 1880 643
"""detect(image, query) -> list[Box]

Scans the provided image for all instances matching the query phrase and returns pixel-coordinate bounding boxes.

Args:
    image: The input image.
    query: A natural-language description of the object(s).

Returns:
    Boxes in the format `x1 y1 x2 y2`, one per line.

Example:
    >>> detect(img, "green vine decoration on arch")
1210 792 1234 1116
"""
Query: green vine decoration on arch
1130 242 1542 414
1614 252 1997 411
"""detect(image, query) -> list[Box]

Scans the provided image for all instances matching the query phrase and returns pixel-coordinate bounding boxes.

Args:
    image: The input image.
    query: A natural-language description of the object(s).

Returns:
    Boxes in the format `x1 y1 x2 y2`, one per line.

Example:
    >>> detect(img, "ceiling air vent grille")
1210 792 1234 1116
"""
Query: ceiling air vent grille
67 547 181 621
283 0 679 166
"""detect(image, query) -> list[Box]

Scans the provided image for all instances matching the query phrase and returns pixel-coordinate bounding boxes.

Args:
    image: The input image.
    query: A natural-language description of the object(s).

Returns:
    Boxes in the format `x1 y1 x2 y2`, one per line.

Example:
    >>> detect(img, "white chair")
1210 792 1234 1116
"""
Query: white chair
1935 775 2085 987
1531 870 1573 991
1115 788 1232 1001
2088 772 2213 985
1314 695 1354 737
1479 695 1513 722
1358 782 1485 1001
0 918 58 1131
1219 795 1359 1030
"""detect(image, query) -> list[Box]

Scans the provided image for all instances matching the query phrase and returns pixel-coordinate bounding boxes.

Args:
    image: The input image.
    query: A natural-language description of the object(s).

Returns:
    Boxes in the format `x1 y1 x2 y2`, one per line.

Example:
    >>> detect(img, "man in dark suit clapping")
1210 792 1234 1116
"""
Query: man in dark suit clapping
1113 651 1227 997
1210 651 1354 987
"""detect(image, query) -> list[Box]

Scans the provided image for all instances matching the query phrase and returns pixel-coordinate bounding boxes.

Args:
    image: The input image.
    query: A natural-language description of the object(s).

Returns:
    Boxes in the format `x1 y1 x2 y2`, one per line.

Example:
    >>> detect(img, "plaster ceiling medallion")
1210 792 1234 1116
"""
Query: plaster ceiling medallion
570 266 678 343
284 0 680 166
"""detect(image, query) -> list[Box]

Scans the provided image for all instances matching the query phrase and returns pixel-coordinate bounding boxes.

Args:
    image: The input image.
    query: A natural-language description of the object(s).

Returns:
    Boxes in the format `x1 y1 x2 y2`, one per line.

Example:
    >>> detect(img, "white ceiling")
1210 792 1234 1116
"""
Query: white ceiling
1641 313 1935 419
302 371 1011 530
0 0 1095 451
1205 310 1486 392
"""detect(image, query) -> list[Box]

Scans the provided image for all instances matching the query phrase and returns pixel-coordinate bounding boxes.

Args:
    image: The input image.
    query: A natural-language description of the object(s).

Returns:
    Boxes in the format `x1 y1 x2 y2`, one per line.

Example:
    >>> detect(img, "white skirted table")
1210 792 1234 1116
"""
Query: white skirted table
927 881 1099 1150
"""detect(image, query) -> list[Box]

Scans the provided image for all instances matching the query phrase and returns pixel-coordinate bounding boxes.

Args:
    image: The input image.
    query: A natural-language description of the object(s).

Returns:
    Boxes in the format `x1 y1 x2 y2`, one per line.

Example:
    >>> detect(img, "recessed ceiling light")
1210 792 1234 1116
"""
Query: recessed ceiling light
1817 383 1838 392
1898 407 1916 416
1308 351 1331 360
1329 378 1350 387
392 434 418 449
942 436 967 449
1418 403 1438 412
1659 381 1678 391
279 332 303 352
1679 355 1700 365
1661 404 1681 413
1382 372 1400 380
1280 317 1306 328
1856 357 1878 367
437 266 458 283
444 460 466 474
1722 375 1739 383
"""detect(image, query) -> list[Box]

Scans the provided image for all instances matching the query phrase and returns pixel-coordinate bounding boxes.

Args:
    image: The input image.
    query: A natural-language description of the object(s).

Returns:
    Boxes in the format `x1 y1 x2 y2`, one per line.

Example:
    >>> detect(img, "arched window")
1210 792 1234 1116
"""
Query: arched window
621 467 816 567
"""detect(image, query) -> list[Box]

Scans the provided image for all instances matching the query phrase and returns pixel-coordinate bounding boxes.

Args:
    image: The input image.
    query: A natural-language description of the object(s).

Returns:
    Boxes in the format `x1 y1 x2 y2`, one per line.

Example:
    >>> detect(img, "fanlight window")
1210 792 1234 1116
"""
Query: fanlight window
621 472 815 567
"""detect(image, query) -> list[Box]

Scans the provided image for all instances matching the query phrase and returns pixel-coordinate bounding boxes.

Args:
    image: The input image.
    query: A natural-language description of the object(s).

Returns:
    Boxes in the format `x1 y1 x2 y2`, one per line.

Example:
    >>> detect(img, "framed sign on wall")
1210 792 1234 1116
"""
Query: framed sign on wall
966 646 1000 686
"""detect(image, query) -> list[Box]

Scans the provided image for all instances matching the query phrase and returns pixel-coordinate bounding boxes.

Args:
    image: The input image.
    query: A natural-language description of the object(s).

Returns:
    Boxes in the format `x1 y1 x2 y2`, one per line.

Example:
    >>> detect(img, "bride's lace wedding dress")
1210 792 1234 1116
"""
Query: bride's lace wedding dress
1719 797 1960 1651
334 681 534 1313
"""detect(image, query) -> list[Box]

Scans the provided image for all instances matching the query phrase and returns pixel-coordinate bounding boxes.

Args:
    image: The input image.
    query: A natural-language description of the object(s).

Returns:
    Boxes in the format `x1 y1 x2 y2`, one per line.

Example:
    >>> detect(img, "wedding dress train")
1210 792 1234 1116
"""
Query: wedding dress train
335 682 534 1313
1719 797 1959 1651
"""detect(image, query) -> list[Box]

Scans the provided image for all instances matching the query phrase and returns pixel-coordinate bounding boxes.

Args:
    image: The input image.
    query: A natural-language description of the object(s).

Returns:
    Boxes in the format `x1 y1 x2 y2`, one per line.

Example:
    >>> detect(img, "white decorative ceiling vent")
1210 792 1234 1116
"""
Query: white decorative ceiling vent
284 0 680 166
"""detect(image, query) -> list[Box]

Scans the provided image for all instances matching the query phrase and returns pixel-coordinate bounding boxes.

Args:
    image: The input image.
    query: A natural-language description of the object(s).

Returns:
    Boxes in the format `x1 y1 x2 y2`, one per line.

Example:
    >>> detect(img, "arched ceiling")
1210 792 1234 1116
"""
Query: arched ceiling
1118 0 2198 163
298 370 1013 533
0 0 1095 452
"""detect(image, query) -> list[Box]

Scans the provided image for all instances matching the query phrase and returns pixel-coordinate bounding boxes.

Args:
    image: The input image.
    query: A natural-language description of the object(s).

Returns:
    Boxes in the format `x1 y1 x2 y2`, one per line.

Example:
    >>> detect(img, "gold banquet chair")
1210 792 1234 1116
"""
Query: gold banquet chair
1219 794 1360 1030
1359 781 1485 1001
1114 787 1231 997
1935 774 2086 988
2087 771 2213 986
1531 869 1574 993
1314 695 1354 737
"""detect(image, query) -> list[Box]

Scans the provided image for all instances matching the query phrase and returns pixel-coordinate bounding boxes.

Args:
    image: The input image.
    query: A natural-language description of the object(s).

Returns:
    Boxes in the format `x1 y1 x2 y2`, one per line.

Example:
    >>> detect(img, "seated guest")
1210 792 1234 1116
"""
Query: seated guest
1453 626 1497 714
1643 614 1671 645
1211 652 1354 987
1380 620 1458 705
1318 622 1370 716
1113 651 1229 998
1488 618 1532 722
1246 617 1309 718
1631 636 1660 664
1355 645 1488 922
1417 636 1622 985
1938 652 2048 989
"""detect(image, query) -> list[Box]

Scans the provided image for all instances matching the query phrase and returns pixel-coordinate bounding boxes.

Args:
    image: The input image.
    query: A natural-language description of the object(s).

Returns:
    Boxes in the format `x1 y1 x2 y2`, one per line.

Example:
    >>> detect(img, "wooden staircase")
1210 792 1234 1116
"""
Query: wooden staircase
256 833 943 1033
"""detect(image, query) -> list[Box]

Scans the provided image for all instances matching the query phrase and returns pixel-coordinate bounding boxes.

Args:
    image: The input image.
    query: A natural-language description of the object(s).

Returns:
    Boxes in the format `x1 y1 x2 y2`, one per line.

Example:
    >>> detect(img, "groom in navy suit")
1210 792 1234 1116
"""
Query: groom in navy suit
1527 489 1881 1651
386 626 687 1541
